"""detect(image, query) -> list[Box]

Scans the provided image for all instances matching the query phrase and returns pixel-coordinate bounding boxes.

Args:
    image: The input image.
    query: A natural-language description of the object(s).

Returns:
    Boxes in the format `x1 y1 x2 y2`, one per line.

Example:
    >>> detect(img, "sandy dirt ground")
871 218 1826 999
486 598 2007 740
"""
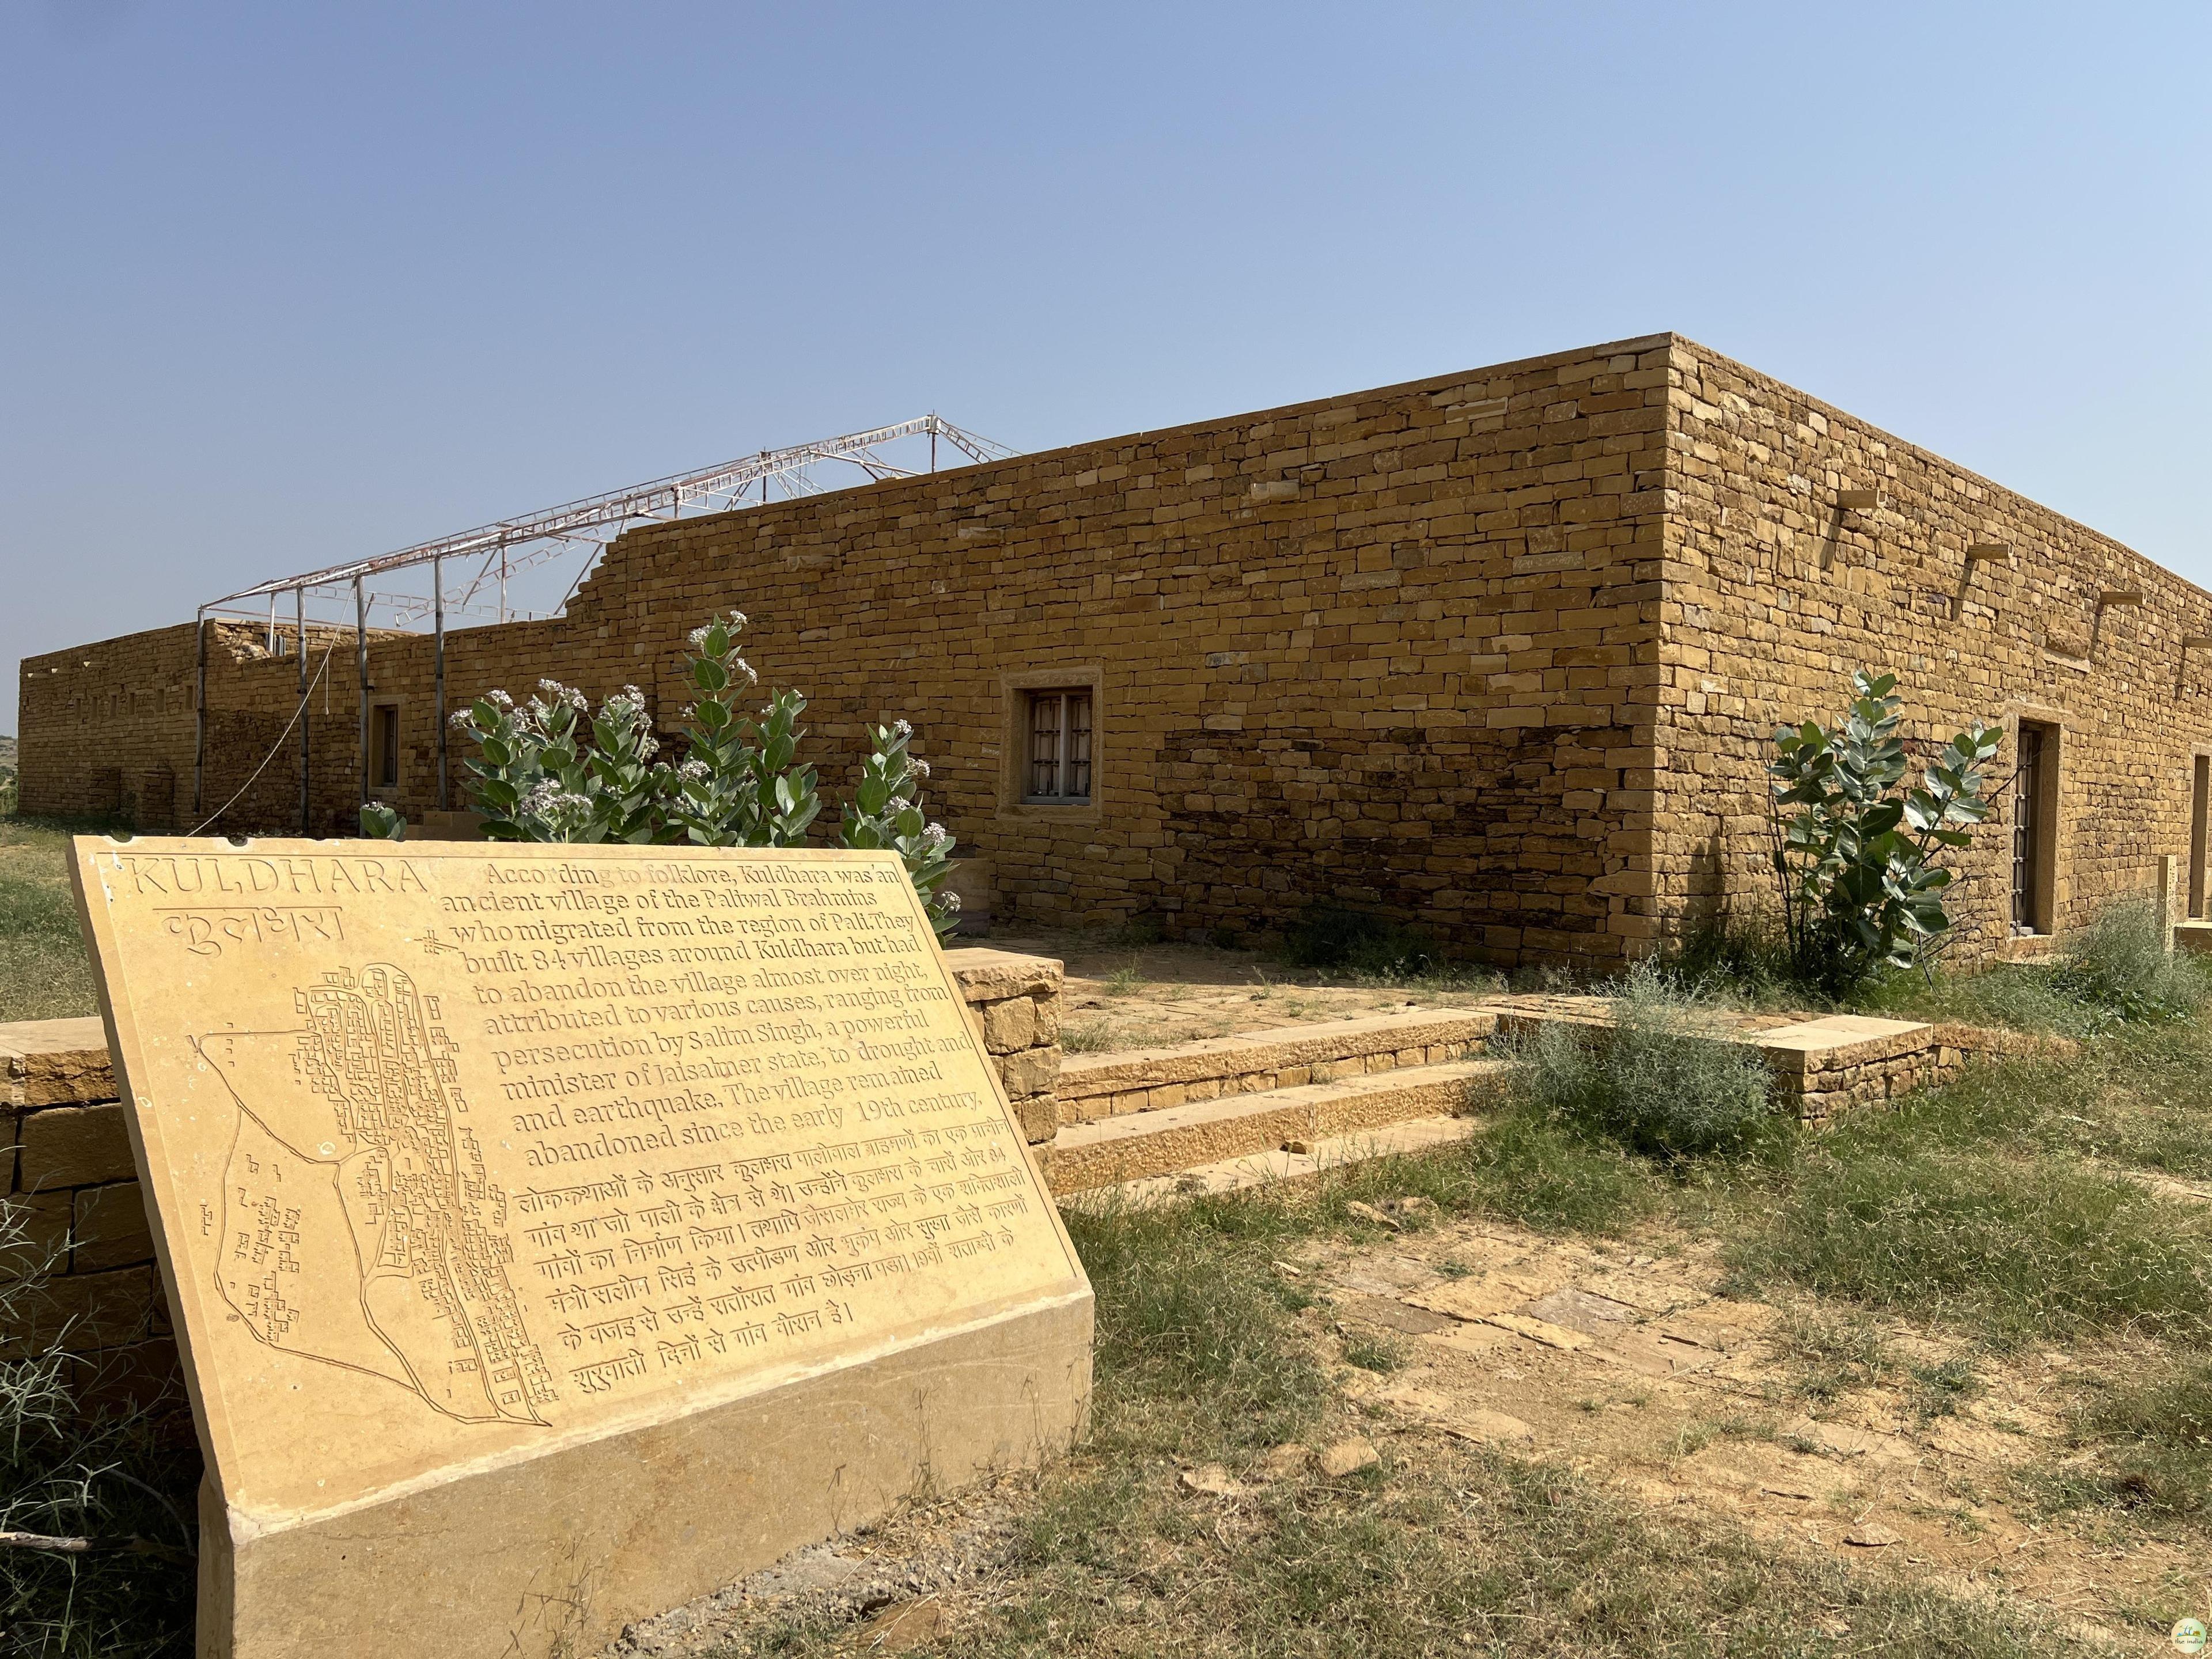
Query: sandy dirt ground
1302 1212 2192 1650
987 928 1510 1053
608 1205 2192 1656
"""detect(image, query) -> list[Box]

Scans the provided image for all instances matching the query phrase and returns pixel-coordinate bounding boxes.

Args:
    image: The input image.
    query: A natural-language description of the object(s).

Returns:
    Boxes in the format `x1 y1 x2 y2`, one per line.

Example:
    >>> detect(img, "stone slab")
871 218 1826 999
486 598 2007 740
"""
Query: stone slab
68 837 1092 1659
0 1014 116 1106
937 947 1060 1003
1748 1015 1931 1070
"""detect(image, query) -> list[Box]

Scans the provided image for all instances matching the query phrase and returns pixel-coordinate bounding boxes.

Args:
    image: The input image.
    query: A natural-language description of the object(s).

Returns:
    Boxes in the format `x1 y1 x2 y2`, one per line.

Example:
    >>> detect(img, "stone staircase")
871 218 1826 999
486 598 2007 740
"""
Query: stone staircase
1040 993 2074 1196
1048 1010 1509 1194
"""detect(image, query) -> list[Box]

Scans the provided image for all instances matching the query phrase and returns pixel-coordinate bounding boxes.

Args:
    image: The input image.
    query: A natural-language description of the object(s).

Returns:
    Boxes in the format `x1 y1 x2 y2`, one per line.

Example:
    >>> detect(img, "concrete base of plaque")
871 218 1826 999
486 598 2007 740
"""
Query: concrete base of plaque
200 1296 1089 1658
67 839 1094 1659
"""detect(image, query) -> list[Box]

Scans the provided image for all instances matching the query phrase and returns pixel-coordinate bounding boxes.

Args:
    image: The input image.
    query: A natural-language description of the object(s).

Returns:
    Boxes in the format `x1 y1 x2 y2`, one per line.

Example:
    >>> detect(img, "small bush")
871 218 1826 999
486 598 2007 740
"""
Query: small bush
1768 670 2003 997
1508 963 1775 1158
2049 900 2209 1028
1060 1016 1113 1054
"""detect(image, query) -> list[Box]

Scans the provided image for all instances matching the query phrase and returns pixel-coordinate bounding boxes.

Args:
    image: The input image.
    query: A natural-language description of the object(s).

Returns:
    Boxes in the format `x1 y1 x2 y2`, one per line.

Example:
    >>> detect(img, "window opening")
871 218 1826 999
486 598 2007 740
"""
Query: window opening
2012 725 2048 934
372 704 400 791
1024 690 1093 804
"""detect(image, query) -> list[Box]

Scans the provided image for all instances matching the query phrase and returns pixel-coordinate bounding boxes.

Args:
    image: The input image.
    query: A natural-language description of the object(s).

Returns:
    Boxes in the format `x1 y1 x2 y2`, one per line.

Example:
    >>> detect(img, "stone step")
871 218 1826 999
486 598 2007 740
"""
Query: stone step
1067 1113 1486 1208
1056 1007 1498 1126
1047 1058 1508 1194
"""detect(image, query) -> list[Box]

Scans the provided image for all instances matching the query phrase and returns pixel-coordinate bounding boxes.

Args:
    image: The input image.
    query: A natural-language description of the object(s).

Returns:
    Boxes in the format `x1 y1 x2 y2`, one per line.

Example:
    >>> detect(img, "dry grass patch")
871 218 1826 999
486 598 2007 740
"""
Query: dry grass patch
0 816 97 1023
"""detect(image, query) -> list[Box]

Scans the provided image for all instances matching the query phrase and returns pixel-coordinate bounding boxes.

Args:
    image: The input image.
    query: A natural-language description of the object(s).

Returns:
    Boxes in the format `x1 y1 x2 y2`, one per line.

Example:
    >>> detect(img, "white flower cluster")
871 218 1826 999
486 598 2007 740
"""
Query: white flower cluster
938 890 962 912
687 610 750 651
921 823 951 848
600 687 661 757
892 719 913 738
677 758 710 782
521 778 595 834
537 679 588 711
486 688 516 710
910 756 930 779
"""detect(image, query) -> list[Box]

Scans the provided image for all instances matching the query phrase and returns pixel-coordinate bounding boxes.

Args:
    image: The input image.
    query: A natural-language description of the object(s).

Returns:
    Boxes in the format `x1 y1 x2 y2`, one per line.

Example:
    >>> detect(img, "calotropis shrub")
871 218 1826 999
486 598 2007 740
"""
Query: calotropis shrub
1768 670 2002 997
420 612 960 934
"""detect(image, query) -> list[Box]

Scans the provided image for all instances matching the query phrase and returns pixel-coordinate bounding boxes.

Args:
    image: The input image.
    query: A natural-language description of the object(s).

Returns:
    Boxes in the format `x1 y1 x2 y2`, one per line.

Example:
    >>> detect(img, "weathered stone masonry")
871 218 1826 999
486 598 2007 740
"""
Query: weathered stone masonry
1657 340 2212 956
21 335 2212 966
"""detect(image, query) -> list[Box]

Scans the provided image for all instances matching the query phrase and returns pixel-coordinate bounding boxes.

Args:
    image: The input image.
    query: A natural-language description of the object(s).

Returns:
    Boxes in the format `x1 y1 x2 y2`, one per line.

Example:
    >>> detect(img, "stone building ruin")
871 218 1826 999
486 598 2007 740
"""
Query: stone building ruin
20 334 2212 969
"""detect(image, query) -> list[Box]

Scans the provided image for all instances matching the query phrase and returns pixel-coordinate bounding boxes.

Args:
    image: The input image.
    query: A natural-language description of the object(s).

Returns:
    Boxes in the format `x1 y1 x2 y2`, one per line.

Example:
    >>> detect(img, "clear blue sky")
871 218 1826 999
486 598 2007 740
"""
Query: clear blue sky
5 1 2207 736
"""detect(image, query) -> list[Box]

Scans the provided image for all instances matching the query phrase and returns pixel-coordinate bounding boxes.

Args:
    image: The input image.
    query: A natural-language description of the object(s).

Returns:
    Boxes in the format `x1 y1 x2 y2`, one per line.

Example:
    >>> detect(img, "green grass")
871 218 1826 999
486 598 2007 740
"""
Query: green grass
1338 1328 1406 1373
1720 1035 2212 1348
1730 1141 2212 1346
1426 984 2212 1357
0 816 99 1024
1064 1194 1327 1456
1687 900 2212 1039
1441 1109 1665 1236
1768 1307 1892 1403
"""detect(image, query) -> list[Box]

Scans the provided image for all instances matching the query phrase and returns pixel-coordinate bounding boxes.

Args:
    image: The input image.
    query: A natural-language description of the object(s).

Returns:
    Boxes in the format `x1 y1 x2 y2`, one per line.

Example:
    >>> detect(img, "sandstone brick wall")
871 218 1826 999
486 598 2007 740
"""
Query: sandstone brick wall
16 622 398 834
0 1016 172 1403
1658 338 2212 951
24 334 2211 969
22 336 1677 970
0 949 1064 1393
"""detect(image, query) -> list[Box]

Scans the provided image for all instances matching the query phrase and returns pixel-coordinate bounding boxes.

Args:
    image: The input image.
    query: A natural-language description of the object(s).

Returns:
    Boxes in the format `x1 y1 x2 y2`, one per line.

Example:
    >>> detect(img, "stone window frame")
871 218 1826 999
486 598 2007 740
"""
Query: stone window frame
369 699 406 794
2002 703 2067 939
998 666 1104 824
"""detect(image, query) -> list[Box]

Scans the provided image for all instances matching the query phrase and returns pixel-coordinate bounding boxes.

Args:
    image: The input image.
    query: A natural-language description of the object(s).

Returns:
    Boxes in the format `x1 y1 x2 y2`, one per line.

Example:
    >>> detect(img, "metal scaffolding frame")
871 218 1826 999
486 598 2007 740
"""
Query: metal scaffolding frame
189 414 1016 827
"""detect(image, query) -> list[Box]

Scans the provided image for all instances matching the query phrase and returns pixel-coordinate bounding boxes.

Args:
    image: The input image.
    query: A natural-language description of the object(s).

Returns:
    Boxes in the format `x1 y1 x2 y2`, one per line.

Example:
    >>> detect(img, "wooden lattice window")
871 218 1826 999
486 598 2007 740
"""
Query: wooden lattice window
1025 690 1093 804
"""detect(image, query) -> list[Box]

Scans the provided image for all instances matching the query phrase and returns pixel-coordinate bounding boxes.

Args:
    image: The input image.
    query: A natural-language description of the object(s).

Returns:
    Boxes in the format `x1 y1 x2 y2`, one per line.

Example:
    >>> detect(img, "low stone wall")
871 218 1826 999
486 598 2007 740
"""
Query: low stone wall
941 948 1064 1145
0 1015 168 1402
1 948 1064 1396
1760 1017 2074 1122
1484 998 2077 1123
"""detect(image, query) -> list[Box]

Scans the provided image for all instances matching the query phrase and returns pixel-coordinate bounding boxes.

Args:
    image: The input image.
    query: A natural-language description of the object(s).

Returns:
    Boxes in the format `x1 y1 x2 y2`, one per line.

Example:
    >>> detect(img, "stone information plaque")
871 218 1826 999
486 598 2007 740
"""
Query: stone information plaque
70 838 1092 1659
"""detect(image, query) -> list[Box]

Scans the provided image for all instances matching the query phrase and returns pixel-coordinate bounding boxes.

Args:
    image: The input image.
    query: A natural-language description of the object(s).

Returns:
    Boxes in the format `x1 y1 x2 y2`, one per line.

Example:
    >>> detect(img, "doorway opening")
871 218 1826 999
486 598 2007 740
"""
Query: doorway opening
2190 755 2209 921
2011 722 2058 934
